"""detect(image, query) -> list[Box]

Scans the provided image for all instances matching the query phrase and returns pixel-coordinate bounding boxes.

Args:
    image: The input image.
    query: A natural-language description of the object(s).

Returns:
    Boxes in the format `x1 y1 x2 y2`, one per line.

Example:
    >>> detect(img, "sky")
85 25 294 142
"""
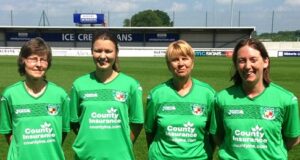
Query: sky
0 0 300 34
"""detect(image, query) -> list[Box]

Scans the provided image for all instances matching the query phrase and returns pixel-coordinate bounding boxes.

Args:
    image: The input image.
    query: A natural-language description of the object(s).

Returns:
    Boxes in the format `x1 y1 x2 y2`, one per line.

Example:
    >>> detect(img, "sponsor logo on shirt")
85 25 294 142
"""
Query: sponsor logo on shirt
162 105 176 111
113 91 127 102
15 108 31 114
228 109 244 115
260 107 275 120
89 107 122 129
165 122 197 143
191 104 204 116
232 125 268 149
90 108 119 119
46 105 59 116
83 93 98 98
22 122 56 145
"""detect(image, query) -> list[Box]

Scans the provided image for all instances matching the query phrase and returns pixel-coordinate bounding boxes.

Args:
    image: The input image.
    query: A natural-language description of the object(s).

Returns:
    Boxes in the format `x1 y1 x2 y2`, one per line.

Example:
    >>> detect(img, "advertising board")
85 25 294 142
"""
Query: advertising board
6 32 177 42
278 51 300 57
73 13 104 24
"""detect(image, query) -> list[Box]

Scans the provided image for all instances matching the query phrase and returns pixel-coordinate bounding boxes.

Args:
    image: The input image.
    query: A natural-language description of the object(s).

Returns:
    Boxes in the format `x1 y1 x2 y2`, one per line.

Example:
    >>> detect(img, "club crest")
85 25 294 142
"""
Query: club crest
191 104 204 116
261 107 275 120
113 91 127 102
47 105 59 116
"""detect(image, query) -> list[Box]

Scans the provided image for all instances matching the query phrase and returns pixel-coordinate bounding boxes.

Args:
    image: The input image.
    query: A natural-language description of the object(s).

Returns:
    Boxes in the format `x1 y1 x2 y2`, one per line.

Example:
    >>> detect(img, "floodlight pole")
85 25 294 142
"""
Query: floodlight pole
271 10 274 33
10 10 13 26
238 10 240 26
205 11 208 27
38 10 50 26
230 0 234 26
107 11 110 27
172 11 175 27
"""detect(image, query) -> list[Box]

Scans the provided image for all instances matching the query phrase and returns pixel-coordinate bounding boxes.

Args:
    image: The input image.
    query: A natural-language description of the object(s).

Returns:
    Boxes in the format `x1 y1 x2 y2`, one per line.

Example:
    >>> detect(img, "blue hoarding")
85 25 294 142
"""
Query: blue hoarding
6 32 144 42
145 33 179 42
5 32 37 41
116 33 143 42
6 32 178 43
281 51 300 57
73 13 104 24
194 50 232 57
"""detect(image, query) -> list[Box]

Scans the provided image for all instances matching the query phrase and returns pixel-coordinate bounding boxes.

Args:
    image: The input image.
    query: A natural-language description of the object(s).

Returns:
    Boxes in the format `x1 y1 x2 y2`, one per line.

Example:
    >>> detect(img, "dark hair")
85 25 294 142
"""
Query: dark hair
231 38 271 86
91 31 120 72
18 37 52 76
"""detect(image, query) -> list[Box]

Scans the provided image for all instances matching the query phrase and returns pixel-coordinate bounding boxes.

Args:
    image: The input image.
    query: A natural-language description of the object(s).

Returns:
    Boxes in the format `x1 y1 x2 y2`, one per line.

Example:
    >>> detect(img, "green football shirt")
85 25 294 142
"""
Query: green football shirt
70 72 144 160
210 83 300 160
145 78 215 160
0 81 70 160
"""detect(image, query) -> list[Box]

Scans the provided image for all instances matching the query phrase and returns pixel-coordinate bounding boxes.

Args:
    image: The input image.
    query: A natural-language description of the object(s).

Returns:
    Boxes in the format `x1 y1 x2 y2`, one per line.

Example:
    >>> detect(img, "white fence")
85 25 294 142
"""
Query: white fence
0 47 167 57
1 42 300 57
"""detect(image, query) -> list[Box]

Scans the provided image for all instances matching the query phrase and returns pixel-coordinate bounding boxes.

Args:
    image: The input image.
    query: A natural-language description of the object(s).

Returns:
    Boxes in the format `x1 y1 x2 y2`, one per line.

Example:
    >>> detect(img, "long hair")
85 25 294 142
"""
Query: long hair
231 38 271 86
17 37 52 76
91 31 120 72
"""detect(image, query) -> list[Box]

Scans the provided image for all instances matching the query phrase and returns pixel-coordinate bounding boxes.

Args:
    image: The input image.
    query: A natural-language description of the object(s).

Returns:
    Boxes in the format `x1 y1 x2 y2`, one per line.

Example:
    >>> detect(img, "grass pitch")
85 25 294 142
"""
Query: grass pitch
0 56 299 160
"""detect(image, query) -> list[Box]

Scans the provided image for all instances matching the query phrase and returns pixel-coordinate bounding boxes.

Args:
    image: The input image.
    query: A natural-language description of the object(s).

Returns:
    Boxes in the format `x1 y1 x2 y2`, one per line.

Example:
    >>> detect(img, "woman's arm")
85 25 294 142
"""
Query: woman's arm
145 132 155 149
62 132 68 144
70 122 80 135
284 137 299 150
130 123 143 144
4 133 12 145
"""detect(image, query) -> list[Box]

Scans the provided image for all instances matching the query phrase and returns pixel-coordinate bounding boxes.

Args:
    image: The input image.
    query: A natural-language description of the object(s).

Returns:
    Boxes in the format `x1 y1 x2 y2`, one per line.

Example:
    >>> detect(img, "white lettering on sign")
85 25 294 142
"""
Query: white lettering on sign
78 34 93 41
117 34 133 42
62 33 93 41
80 14 97 19
62 34 75 41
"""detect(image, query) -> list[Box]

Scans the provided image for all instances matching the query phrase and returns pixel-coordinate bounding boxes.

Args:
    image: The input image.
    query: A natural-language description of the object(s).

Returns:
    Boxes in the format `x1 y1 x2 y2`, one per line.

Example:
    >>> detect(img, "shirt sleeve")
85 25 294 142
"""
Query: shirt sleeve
70 85 80 123
205 90 216 130
144 92 157 133
282 95 300 138
0 95 12 134
128 82 144 124
209 96 224 137
62 93 70 132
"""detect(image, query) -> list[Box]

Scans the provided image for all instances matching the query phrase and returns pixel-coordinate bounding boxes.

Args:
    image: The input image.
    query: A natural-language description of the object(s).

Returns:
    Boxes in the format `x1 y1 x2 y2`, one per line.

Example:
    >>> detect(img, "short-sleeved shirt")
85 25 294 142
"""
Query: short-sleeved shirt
145 78 215 160
0 81 70 160
210 83 300 160
70 72 144 160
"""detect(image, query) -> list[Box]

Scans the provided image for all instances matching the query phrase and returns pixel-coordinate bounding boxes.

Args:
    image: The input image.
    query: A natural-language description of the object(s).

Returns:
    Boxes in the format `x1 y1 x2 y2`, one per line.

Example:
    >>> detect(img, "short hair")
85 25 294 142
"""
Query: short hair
17 37 52 76
231 38 271 86
91 31 120 72
165 40 195 63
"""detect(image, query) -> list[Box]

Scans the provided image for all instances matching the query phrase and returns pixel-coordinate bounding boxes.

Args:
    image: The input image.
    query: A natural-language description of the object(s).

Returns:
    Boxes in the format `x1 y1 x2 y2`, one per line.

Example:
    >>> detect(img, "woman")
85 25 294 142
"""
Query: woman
210 38 300 160
144 40 216 160
70 31 144 160
0 37 70 160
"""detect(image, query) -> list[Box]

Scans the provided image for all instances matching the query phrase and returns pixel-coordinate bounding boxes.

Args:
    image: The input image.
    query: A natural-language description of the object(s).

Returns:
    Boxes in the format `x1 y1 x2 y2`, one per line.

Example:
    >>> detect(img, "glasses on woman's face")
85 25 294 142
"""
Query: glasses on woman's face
26 56 48 65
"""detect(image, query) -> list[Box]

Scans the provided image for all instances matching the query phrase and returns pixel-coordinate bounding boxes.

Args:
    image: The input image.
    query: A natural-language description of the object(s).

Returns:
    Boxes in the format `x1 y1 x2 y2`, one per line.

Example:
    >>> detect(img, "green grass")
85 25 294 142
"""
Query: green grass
0 56 300 160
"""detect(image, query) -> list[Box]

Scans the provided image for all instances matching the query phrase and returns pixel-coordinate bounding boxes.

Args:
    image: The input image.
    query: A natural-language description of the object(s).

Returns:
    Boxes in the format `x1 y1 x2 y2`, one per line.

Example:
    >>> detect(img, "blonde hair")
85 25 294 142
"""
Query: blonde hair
165 40 195 63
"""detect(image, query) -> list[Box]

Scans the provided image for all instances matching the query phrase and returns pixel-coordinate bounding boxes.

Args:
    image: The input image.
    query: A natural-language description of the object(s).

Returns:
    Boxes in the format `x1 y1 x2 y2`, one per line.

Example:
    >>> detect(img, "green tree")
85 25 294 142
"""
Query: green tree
123 9 172 27
123 19 131 27
255 30 300 41
153 10 172 26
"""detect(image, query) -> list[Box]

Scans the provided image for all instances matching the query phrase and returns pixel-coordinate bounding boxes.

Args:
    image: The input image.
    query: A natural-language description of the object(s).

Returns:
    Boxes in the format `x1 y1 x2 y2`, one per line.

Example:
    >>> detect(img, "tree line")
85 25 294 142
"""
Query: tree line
124 10 300 42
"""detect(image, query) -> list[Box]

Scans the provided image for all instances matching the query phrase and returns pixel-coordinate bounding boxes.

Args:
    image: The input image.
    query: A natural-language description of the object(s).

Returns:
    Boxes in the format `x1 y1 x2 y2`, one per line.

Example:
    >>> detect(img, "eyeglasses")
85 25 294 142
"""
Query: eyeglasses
26 57 48 65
